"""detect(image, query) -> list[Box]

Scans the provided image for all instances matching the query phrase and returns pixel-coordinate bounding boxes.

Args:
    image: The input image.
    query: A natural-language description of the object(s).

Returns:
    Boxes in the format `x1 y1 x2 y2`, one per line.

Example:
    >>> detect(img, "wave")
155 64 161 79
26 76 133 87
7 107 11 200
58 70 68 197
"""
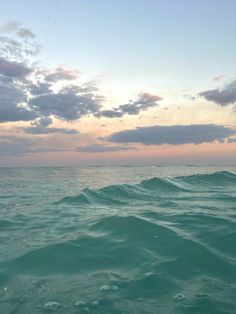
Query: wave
4 214 236 282
56 171 236 205
176 171 236 186
1 170 236 313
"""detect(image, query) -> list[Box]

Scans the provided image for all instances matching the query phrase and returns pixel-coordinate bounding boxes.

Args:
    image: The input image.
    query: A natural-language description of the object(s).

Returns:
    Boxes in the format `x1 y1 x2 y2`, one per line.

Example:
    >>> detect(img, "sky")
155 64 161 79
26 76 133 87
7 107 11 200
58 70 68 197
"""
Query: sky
0 0 236 166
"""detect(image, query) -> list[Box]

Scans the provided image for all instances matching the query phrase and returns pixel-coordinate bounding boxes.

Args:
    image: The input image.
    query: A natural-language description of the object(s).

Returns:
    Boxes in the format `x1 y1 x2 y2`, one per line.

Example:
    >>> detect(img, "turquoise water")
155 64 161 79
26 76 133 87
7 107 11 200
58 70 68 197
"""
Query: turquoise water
0 166 236 314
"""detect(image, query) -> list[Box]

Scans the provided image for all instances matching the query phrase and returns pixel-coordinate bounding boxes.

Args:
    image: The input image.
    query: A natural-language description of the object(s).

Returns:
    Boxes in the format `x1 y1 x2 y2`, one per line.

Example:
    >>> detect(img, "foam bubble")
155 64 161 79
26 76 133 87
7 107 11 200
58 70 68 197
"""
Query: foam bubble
99 284 119 291
99 285 111 291
91 300 100 306
43 301 60 311
74 301 86 307
174 293 186 301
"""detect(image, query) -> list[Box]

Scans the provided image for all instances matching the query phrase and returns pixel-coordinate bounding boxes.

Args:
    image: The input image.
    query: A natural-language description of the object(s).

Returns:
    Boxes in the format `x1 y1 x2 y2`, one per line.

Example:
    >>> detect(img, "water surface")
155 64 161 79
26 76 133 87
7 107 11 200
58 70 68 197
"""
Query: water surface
0 166 236 313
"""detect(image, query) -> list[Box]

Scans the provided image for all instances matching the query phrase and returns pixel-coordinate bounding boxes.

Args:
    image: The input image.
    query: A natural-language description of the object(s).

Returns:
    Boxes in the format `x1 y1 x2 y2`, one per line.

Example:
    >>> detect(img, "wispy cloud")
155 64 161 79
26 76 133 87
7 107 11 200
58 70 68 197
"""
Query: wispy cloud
0 20 35 39
23 126 79 135
96 93 162 118
212 75 225 81
76 144 136 153
0 136 72 155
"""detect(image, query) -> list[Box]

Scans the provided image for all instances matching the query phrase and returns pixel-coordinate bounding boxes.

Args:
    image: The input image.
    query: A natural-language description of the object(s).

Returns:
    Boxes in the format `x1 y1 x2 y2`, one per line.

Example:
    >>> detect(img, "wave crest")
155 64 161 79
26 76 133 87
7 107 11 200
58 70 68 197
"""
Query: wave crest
56 171 236 206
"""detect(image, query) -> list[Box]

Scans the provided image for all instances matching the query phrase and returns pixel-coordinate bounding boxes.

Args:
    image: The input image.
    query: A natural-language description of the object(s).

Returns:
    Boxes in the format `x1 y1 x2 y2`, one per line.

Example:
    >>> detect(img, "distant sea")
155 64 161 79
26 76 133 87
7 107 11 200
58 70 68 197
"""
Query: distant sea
0 166 236 314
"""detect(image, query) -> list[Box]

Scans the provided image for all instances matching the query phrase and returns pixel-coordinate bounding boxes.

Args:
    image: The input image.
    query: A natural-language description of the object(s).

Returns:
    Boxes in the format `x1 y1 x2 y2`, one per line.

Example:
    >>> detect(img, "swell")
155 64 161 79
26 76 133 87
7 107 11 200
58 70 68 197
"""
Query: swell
176 171 236 186
55 171 236 206
3 215 235 282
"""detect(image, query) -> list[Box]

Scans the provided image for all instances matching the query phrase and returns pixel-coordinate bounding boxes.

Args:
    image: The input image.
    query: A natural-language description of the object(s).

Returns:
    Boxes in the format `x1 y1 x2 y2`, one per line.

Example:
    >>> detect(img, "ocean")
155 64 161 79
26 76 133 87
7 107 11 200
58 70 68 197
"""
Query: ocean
0 166 236 314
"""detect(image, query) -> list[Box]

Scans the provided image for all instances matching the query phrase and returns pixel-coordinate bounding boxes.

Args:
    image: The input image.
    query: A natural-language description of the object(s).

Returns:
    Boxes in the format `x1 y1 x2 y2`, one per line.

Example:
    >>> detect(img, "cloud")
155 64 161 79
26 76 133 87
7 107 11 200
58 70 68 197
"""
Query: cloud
0 137 34 156
0 20 35 39
60 81 99 95
0 21 39 61
199 80 236 106
104 124 236 145
41 67 80 82
0 22 42 123
0 107 37 123
29 93 101 121
0 20 22 33
76 144 137 153
23 126 79 135
0 22 162 127
96 92 162 118
31 117 53 127
96 109 123 118
0 57 32 78
0 22 107 124
118 93 162 115
212 75 225 81
227 137 236 143
29 82 52 95
0 136 72 156
16 28 35 39
0 84 37 122
23 116 79 134
0 84 27 105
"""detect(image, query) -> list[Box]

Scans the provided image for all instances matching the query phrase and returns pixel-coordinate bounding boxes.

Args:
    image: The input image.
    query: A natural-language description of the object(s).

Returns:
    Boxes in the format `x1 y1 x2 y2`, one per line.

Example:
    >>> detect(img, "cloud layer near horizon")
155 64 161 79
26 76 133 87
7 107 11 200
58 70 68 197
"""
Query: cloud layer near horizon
103 124 236 146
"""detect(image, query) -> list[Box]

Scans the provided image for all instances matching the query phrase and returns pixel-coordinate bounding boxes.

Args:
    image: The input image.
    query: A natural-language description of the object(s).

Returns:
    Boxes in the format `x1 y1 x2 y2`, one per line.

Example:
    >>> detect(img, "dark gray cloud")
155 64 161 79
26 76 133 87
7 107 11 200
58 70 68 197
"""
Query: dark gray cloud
199 80 236 106
96 93 162 118
96 109 123 118
23 116 79 134
0 84 37 122
0 84 27 105
0 22 42 123
104 124 236 145
76 144 136 153
118 93 162 115
24 126 79 135
0 22 163 127
29 82 52 95
0 107 37 123
0 24 103 124
0 57 32 78
29 93 101 121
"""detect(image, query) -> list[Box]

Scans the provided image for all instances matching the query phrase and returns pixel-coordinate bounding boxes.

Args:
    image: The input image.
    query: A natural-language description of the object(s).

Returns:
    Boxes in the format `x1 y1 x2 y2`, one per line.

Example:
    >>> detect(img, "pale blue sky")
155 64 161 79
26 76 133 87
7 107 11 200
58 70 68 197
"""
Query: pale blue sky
1 0 235 91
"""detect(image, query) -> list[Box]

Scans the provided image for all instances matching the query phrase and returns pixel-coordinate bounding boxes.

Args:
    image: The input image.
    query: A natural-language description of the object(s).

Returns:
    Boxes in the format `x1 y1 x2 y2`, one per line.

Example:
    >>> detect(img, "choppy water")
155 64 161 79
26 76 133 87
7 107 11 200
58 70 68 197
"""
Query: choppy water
0 166 236 314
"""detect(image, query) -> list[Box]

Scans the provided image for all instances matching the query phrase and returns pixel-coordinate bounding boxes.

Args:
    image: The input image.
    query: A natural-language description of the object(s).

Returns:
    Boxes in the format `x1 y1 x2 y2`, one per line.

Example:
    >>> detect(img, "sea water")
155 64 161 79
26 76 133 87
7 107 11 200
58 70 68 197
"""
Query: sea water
0 166 235 313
